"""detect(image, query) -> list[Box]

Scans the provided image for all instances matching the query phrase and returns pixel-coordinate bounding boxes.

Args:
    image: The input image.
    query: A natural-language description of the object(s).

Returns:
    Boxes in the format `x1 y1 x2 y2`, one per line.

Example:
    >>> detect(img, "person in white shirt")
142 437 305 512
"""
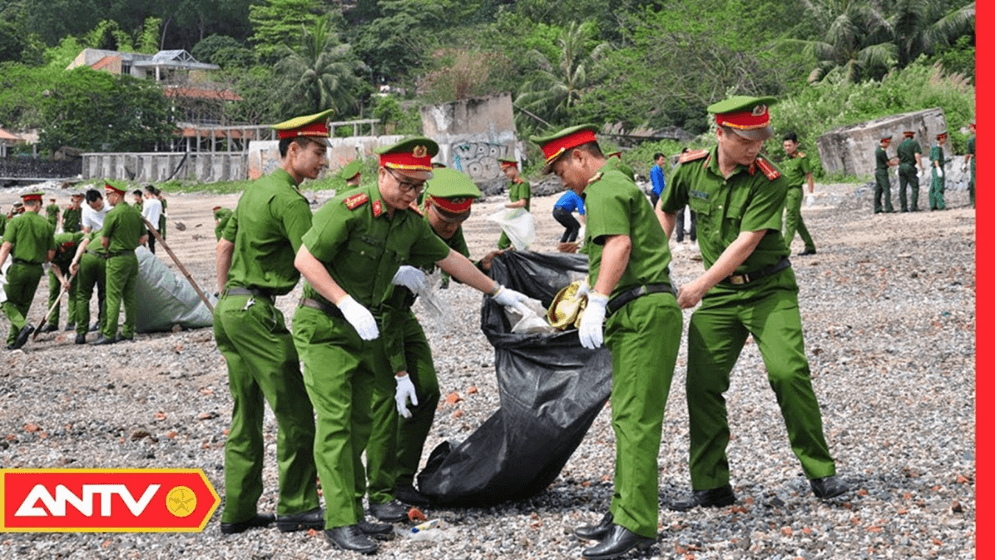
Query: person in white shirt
141 186 163 254
81 189 108 233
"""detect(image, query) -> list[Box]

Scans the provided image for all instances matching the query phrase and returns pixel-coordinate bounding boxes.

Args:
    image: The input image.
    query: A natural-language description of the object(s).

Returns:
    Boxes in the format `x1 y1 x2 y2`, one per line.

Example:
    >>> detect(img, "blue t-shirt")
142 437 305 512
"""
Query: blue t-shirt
650 164 666 196
554 190 586 215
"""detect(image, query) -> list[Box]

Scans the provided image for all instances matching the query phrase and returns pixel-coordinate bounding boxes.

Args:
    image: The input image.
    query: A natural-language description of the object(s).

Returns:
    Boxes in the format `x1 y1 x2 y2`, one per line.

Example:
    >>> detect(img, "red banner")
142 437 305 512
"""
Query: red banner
0 469 220 532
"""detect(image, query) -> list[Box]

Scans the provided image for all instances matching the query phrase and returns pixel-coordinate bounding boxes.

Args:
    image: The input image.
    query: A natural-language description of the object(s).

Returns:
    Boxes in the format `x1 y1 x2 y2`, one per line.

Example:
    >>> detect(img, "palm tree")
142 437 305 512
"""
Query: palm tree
888 0 975 68
275 18 361 115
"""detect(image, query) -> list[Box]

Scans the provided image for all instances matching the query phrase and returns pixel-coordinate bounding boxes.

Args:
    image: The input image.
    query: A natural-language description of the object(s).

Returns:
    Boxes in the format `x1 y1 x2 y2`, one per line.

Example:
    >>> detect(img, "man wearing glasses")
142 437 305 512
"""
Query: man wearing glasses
291 138 528 554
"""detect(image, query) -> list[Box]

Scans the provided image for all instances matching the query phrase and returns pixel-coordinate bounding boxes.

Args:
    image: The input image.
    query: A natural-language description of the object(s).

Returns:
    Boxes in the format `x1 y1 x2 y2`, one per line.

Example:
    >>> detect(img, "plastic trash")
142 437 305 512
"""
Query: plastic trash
486 208 535 250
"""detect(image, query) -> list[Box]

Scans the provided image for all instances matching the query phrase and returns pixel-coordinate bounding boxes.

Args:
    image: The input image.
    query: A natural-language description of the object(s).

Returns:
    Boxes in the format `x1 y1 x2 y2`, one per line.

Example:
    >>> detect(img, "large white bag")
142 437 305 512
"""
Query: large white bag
486 208 535 250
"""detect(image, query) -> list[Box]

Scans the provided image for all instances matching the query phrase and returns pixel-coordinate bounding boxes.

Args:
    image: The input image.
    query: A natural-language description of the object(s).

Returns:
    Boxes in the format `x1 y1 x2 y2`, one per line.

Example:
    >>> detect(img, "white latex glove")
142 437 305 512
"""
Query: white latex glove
337 295 379 340
579 292 608 349
394 374 418 419
492 284 528 308
937 166 943 178
392 265 426 291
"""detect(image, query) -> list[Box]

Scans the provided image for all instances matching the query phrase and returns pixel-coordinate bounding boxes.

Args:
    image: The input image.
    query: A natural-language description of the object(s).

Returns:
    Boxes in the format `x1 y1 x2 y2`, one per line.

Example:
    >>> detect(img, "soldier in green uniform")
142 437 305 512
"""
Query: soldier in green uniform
497 156 531 249
365 168 486 512
213 110 334 536
62 193 84 233
92 180 147 345
929 131 948 211
780 132 816 255
337 160 363 192
0 192 56 350
212 206 233 241
533 125 682 560
965 121 975 208
874 136 898 213
657 96 846 514
897 130 925 212
37 231 84 333
45 197 60 230
68 229 108 344
291 138 528 554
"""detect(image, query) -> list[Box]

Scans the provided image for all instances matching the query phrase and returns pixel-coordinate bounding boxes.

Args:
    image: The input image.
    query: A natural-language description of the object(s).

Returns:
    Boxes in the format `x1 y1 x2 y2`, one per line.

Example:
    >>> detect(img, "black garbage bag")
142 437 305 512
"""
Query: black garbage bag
417 251 613 507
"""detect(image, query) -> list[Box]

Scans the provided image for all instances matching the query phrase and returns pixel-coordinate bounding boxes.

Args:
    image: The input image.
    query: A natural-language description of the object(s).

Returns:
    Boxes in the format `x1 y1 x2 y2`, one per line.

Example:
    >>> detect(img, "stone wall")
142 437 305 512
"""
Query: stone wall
0 158 81 180
82 152 246 183
247 136 404 180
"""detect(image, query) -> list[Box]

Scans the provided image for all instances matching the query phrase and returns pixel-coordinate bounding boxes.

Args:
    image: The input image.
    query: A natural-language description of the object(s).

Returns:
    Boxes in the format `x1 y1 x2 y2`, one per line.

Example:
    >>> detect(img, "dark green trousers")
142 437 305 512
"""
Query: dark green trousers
366 309 440 503
74 253 106 336
606 292 682 539
929 171 945 210
874 169 894 213
45 268 78 327
2 262 43 346
101 253 138 339
685 269 836 491
214 294 320 522
898 163 919 211
293 305 378 529
783 187 814 252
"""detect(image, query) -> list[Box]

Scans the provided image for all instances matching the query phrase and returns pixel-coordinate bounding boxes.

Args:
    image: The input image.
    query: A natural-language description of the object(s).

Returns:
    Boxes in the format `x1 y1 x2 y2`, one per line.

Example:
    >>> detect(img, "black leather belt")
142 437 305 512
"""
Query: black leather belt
724 257 791 286
299 297 343 319
104 250 135 258
224 287 275 303
606 283 674 316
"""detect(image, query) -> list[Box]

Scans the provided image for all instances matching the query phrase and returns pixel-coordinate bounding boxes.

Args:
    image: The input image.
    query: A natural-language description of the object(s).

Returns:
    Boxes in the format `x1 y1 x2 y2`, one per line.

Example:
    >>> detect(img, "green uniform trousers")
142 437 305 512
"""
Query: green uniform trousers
929 171 946 210
74 254 106 336
497 231 512 250
366 310 440 503
685 269 835 490
213 294 320 522
606 292 682 539
45 268 78 327
898 163 920 211
2 262 43 346
101 253 138 339
293 305 379 529
874 169 894 213
783 187 814 252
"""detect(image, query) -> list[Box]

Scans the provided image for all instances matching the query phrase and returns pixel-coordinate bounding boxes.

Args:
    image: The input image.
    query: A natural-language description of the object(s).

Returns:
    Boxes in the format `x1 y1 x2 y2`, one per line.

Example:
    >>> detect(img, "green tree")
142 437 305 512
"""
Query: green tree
249 0 324 63
0 20 25 63
274 17 361 114
351 0 447 85
192 34 255 68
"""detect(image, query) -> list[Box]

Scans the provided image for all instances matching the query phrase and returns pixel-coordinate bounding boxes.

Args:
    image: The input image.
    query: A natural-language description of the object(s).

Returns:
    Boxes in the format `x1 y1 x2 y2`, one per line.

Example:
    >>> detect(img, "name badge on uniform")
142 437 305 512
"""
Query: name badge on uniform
690 190 709 200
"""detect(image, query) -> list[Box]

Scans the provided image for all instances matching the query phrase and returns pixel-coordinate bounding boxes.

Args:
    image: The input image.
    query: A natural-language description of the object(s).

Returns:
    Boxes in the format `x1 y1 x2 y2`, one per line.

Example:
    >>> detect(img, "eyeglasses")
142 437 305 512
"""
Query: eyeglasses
387 168 426 195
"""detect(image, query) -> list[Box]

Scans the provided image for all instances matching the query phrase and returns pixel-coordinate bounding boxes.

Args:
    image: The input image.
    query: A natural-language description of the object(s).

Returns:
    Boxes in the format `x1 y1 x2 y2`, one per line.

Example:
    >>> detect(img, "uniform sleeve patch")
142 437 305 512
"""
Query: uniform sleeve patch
344 192 369 210
755 157 781 181
678 149 709 164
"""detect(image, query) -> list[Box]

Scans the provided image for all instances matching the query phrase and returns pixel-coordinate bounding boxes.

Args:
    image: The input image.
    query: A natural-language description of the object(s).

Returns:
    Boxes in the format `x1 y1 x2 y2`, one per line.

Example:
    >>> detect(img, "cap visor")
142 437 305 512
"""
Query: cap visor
389 167 434 182
432 206 471 223
729 125 773 141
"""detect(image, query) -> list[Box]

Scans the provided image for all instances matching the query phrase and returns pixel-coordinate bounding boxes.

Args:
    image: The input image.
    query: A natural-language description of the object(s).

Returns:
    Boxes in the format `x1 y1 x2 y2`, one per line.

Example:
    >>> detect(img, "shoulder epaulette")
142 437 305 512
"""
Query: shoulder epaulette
798 152 806 158
513 178 523 184
408 201 424 216
587 172 603 186
678 149 709 164
755 157 780 181
343 192 369 210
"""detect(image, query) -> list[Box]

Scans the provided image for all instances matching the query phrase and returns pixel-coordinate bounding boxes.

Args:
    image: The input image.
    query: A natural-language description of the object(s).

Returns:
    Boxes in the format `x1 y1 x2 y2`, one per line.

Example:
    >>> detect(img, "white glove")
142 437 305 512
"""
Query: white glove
574 281 590 300
491 284 527 308
337 295 379 340
394 374 418 419
392 265 426 292
579 292 608 349
937 166 943 178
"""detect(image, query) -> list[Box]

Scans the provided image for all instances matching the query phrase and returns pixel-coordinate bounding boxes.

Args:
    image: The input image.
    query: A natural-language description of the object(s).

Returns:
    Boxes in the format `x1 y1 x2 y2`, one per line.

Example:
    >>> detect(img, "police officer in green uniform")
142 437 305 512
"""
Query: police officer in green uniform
62 193 84 233
337 160 363 192
874 136 898 213
929 131 948 211
533 125 682 560
91 180 146 345
37 231 84 333
69 229 108 344
365 168 485 512
213 109 334 536
780 132 816 255
657 96 846 512
45 197 60 230
0 192 56 350
897 130 925 212
212 206 233 241
292 138 528 554
497 156 531 249
965 121 976 208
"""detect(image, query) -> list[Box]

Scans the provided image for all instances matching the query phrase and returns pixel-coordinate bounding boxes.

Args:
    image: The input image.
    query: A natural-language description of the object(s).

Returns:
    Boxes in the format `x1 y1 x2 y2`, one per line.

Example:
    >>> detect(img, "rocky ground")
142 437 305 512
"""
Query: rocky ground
0 179 976 559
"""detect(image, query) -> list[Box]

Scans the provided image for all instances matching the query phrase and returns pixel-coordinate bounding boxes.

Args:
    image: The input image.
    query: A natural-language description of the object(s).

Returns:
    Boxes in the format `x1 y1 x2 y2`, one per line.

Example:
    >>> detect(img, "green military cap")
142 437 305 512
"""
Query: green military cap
708 95 778 141
273 108 335 147
424 168 481 221
104 179 128 196
339 160 362 181
20 191 44 203
375 137 439 181
936 130 948 139
498 156 518 169
530 124 599 174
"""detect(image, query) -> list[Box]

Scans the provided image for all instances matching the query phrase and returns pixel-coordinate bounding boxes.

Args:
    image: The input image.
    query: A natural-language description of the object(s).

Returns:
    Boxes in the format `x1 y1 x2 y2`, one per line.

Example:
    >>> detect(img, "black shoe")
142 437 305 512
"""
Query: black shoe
64 323 75 331
75 333 87 345
582 525 654 560
810 475 848 499
358 519 394 538
12 324 34 350
114 333 134 342
91 334 116 346
395 483 431 506
323 525 378 554
276 506 324 533
369 499 407 522
668 484 736 511
39 324 59 334
89 322 99 332
797 247 817 256
220 513 275 534
575 512 613 541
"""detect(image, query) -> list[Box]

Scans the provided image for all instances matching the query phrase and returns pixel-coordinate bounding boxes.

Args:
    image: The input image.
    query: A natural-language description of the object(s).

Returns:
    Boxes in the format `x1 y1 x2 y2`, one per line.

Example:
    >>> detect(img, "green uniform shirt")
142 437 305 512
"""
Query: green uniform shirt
898 138 922 166
0 214 7 240
223 168 312 295
301 184 451 309
662 146 788 273
85 229 108 256
214 208 233 241
46 204 60 228
52 231 84 271
102 202 145 253
968 136 976 176
3 212 55 264
875 146 890 170
62 206 82 233
780 152 814 188
930 144 945 169
584 162 672 295
509 179 531 211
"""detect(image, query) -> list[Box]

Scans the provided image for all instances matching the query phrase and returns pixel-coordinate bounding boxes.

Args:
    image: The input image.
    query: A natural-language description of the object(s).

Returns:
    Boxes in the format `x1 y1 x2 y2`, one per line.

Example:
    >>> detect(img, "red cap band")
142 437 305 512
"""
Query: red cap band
277 121 330 140
21 193 43 202
429 195 473 214
540 129 598 164
380 147 433 172
105 182 125 196
714 107 770 131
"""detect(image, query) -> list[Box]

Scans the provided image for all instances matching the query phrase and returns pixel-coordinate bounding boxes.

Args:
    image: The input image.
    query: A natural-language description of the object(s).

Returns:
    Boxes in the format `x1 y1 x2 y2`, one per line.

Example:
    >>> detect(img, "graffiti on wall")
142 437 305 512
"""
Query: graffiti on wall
452 142 509 181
